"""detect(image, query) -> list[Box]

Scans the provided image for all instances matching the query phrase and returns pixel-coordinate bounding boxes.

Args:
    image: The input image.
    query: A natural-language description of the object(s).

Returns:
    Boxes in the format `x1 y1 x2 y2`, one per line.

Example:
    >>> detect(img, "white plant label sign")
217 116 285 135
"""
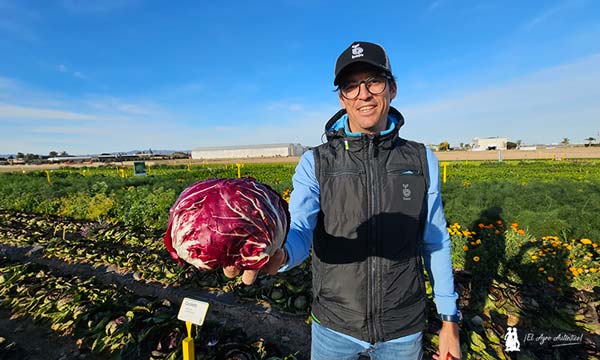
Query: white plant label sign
177 297 209 326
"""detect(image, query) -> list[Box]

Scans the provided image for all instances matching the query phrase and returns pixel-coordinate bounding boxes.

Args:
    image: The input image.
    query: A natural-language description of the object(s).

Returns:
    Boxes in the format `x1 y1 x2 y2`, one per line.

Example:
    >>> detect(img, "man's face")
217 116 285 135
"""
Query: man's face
337 67 396 134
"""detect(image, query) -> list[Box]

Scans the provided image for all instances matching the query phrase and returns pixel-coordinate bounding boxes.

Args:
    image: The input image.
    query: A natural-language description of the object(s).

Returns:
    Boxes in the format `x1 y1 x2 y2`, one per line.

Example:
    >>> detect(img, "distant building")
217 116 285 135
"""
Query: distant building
471 137 508 151
191 143 306 160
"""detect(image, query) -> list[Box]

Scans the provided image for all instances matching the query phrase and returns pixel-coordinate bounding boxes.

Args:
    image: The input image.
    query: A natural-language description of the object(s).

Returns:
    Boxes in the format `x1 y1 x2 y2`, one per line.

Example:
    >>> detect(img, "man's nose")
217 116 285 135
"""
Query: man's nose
357 82 372 100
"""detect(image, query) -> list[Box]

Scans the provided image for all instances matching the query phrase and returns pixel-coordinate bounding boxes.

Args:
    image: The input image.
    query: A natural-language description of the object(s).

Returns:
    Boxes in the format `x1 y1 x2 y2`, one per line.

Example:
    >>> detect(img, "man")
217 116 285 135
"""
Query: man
225 41 461 360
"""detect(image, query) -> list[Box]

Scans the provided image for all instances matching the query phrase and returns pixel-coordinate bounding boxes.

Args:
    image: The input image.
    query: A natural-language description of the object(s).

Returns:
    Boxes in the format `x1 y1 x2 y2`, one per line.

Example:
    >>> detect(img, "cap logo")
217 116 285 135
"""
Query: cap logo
351 43 364 59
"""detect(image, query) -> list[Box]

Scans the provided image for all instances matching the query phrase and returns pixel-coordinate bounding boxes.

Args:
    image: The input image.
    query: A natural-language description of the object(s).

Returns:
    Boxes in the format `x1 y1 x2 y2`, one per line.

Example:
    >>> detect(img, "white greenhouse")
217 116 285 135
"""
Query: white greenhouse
191 143 306 160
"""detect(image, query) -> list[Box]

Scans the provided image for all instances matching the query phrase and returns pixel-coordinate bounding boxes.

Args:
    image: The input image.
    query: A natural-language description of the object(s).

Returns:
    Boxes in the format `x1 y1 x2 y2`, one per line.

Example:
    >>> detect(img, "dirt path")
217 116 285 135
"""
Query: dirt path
0 308 103 360
2 147 599 173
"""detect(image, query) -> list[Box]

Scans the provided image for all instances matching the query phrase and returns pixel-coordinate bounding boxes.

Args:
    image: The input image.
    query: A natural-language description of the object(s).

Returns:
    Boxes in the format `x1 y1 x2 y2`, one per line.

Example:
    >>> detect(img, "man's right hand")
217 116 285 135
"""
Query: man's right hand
222 247 287 285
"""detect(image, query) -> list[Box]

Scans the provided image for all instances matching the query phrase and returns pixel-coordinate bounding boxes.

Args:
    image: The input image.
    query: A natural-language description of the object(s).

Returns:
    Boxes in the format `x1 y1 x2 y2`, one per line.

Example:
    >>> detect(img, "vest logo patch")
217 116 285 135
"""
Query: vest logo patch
402 184 411 200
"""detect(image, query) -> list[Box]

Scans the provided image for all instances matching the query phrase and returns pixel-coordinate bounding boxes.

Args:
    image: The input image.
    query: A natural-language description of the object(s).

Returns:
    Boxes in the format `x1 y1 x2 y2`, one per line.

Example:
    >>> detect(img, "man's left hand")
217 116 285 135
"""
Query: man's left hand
433 321 461 360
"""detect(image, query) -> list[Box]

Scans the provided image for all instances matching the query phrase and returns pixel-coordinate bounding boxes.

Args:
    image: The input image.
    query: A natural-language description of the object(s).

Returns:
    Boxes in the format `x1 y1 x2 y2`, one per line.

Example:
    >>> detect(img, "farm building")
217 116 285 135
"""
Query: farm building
471 137 508 151
191 143 306 160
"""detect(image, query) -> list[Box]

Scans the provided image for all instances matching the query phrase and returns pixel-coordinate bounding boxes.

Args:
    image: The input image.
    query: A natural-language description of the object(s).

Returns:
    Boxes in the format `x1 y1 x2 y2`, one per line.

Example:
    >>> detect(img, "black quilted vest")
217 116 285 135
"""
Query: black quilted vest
311 107 429 343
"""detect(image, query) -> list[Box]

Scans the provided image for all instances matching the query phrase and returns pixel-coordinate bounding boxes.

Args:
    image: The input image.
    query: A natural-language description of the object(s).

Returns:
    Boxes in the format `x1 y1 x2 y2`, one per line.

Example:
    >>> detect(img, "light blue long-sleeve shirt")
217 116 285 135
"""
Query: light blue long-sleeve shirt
280 113 458 344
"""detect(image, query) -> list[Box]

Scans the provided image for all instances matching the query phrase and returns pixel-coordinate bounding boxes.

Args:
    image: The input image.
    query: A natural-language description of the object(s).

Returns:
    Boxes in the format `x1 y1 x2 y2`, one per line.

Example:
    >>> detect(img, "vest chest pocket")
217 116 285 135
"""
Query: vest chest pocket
319 168 367 239
381 168 426 216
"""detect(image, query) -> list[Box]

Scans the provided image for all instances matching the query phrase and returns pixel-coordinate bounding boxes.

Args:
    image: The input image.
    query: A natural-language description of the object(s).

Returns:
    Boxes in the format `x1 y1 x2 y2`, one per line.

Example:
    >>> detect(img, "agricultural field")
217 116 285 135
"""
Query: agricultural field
1 159 599 359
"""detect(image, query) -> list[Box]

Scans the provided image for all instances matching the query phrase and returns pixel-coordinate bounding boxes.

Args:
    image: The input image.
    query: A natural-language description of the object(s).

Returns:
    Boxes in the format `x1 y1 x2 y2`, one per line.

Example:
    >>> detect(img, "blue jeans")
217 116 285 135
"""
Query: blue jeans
311 321 423 360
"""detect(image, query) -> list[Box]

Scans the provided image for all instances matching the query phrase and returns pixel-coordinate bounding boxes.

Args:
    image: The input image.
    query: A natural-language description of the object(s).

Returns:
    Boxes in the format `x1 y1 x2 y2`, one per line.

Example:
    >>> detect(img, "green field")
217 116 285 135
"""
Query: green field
1 159 598 359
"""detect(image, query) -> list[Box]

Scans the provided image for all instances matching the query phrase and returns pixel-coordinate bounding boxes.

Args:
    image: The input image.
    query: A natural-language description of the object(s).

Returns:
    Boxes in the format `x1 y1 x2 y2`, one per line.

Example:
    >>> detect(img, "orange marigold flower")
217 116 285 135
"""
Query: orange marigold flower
473 256 480 262
538 267 545 271
517 229 525 235
496 220 503 225
463 245 469 251
478 223 484 229
547 276 555 282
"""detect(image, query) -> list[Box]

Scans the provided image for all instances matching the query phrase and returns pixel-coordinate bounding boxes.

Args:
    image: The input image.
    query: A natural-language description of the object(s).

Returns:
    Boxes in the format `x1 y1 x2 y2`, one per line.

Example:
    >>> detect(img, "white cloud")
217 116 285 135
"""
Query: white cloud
522 0 586 30
0 103 99 121
399 54 600 145
60 0 140 14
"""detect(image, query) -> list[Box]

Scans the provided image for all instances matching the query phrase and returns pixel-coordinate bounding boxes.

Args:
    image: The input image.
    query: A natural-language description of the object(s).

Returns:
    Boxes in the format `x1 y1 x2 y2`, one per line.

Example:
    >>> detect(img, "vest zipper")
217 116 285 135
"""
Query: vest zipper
365 135 380 343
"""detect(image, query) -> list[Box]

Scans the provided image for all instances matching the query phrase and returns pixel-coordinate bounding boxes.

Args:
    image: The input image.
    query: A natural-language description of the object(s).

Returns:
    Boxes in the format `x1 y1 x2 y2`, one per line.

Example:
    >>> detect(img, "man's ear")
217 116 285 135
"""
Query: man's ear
389 81 397 101
338 93 346 109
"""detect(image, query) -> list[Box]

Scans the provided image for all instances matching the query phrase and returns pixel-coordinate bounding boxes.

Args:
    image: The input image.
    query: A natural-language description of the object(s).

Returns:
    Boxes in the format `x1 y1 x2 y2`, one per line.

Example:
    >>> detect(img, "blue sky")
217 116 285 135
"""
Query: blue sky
1 0 599 155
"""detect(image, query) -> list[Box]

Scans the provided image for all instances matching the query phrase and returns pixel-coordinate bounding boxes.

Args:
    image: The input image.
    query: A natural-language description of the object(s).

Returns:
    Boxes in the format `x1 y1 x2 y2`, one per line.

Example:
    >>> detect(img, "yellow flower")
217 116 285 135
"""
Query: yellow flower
580 238 592 245
531 255 538 260
590 268 597 273
538 267 545 271
593 243 598 248
463 245 469 251
473 256 480 262
476 239 481 245
566 245 573 250
547 276 555 282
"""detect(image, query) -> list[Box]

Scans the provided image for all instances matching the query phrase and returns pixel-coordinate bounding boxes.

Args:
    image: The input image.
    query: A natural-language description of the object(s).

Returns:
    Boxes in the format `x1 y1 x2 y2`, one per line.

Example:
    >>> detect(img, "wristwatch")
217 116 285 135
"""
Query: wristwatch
439 310 462 323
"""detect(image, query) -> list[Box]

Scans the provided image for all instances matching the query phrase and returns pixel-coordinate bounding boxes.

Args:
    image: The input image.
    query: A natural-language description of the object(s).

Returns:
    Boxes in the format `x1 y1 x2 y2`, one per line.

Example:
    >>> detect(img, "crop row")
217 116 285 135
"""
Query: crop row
0 210 312 315
0 257 298 359
2 213 599 359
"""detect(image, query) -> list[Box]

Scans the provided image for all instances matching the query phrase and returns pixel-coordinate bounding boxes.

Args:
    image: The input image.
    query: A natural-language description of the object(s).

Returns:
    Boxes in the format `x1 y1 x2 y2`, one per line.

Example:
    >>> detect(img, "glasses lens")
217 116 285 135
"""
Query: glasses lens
341 83 360 99
366 78 386 94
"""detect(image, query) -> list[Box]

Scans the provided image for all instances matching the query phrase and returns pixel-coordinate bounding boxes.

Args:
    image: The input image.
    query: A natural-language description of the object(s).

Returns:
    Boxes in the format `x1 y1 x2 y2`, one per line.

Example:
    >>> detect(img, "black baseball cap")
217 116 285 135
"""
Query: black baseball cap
334 41 392 86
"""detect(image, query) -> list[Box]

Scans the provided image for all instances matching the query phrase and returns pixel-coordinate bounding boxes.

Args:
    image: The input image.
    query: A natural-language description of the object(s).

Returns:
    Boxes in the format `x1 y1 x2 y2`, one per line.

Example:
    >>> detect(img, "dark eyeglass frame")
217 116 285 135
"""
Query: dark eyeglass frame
338 75 392 100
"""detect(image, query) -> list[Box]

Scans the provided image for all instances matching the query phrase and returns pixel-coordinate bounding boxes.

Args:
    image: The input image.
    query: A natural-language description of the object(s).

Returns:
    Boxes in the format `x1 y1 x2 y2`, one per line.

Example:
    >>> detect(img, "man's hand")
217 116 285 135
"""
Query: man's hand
222 247 287 285
433 321 461 360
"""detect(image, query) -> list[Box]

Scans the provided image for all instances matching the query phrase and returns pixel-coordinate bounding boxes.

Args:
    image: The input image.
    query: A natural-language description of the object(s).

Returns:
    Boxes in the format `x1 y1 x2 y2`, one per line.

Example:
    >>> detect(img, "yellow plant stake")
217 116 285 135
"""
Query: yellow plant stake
182 321 195 360
236 163 243 178
45 170 51 184
441 162 448 183
177 298 209 360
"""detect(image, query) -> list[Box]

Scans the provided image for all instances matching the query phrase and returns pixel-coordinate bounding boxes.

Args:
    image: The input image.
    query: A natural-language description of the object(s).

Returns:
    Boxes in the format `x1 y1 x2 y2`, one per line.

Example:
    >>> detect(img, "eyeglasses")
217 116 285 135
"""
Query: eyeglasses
339 76 391 100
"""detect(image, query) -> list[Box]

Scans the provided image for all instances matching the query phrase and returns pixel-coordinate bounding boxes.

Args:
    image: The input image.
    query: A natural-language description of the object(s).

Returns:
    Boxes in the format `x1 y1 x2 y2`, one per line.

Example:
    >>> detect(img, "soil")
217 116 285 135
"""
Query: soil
0 308 105 360
0 243 311 359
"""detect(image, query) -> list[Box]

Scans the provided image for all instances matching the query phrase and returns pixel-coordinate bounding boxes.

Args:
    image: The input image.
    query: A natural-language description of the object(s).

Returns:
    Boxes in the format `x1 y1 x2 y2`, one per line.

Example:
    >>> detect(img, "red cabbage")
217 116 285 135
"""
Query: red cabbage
164 178 290 271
